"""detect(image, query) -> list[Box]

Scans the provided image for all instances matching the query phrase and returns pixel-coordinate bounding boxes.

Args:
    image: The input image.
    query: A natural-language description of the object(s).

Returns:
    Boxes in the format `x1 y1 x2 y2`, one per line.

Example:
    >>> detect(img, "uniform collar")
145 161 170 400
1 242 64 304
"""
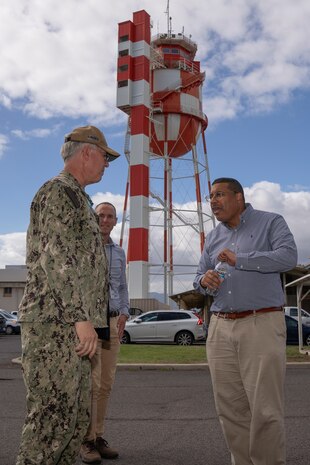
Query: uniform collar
59 170 93 207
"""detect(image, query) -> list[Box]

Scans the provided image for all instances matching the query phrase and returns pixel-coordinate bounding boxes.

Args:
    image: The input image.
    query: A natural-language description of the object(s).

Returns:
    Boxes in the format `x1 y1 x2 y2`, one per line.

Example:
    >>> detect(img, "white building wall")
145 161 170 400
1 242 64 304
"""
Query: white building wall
0 266 27 312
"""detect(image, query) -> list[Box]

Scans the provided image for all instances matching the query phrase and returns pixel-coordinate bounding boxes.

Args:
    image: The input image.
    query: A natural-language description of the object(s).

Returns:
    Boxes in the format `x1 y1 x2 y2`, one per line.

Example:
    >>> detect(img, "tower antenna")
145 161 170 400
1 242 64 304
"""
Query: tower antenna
165 0 172 36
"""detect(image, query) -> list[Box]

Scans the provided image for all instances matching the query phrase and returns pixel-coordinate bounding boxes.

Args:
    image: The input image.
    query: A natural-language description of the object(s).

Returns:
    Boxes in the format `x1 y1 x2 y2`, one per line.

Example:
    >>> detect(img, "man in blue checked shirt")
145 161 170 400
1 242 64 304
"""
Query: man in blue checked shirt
80 202 129 464
194 177 297 465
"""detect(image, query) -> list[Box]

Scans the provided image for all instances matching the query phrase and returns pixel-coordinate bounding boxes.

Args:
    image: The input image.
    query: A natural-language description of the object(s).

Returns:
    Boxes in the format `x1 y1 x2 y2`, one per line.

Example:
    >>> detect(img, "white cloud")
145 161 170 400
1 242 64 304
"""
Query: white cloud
1 183 309 293
11 127 58 140
0 134 9 158
0 0 309 125
0 233 26 269
245 181 310 265
0 93 11 109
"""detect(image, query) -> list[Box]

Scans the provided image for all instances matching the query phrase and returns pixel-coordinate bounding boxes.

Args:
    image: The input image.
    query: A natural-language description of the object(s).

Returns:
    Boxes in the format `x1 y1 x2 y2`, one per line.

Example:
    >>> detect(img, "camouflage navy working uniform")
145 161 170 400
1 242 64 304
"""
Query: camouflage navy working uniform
16 170 109 465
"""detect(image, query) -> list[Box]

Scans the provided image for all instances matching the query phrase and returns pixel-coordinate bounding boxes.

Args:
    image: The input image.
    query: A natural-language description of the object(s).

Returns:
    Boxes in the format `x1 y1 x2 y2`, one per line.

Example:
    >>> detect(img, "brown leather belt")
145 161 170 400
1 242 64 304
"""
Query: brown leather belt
213 307 283 320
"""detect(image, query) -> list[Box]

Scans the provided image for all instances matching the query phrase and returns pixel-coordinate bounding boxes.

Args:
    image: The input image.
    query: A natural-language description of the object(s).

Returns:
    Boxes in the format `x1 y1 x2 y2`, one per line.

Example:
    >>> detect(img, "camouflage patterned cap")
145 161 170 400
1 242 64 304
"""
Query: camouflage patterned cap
64 125 120 162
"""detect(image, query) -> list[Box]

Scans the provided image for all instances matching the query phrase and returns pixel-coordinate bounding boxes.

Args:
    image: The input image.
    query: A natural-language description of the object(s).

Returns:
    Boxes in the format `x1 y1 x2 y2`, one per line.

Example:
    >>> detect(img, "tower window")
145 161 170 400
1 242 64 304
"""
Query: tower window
118 64 129 72
119 35 129 43
118 80 128 88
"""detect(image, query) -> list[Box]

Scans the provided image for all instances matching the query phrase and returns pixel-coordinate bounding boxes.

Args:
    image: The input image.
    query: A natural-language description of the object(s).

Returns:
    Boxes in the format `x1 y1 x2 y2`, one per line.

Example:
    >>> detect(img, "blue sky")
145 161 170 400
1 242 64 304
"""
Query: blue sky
0 0 310 281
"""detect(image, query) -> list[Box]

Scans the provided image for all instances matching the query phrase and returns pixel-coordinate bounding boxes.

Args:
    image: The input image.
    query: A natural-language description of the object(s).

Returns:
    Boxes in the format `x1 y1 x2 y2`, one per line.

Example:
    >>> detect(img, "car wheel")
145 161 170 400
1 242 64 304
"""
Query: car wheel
175 331 194 346
305 334 310 346
6 326 13 335
121 331 130 344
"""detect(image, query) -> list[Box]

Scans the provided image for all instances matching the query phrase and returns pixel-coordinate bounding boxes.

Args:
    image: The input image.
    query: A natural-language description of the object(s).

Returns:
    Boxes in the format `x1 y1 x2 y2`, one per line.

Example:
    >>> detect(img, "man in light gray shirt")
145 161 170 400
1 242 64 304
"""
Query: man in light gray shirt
194 177 297 465
80 202 129 464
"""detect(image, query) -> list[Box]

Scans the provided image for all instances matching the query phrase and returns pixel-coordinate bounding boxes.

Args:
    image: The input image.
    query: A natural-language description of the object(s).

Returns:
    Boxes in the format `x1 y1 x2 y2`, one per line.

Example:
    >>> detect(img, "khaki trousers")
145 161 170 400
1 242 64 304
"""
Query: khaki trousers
86 316 120 441
207 311 287 465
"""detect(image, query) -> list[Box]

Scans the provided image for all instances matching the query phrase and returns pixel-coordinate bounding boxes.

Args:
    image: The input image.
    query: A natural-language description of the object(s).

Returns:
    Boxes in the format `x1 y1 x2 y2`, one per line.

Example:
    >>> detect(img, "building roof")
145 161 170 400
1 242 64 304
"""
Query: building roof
0 265 27 283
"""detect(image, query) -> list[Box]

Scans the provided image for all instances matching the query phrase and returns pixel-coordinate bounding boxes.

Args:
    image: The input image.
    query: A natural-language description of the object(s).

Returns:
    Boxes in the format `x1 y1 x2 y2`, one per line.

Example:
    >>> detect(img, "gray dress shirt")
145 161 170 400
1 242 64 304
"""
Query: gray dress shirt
105 240 130 318
193 204 298 312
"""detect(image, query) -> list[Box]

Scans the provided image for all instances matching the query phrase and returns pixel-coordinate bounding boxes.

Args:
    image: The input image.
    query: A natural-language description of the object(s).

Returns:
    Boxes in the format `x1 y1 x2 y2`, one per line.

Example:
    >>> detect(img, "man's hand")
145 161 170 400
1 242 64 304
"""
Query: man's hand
217 248 236 266
200 269 222 291
75 321 98 358
200 248 237 290
117 314 128 341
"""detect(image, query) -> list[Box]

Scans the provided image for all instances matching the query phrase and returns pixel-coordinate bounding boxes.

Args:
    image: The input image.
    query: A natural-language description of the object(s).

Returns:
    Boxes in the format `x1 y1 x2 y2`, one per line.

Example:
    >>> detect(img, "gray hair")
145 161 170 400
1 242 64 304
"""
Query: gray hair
60 141 89 162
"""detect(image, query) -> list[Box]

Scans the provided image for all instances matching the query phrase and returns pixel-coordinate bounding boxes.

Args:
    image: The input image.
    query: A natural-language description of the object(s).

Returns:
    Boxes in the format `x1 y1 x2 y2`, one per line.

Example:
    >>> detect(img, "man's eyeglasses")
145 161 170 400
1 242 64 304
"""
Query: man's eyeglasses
92 146 112 162
103 152 115 163
205 191 238 202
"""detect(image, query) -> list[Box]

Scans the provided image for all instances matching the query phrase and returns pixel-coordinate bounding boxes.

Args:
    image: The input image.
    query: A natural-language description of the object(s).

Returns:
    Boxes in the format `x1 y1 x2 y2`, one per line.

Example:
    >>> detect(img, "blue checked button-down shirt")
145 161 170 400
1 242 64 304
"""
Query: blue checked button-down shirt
105 240 130 317
193 204 298 313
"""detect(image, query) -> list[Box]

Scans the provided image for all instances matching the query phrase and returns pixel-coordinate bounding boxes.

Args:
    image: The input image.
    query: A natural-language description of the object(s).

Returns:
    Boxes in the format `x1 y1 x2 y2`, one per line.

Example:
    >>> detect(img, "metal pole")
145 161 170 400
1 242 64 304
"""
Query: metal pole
163 144 168 304
167 156 173 298
192 143 205 252
202 129 215 228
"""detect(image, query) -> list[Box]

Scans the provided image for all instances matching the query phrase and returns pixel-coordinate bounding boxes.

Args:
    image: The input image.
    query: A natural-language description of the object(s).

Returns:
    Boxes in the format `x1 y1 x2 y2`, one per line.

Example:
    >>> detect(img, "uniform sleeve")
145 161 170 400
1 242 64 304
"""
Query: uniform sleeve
38 183 98 322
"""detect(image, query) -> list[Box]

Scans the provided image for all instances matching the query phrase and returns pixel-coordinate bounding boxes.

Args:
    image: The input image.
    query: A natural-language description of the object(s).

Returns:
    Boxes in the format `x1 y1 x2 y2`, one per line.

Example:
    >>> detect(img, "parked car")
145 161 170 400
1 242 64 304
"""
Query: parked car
0 309 21 335
10 311 19 318
0 316 6 334
121 310 205 345
128 307 143 319
284 307 310 326
285 314 310 346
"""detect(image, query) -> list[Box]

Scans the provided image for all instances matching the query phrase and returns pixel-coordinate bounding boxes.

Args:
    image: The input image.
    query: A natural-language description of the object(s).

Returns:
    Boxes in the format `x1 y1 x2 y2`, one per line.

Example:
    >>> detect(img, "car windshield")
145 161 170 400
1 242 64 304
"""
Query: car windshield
137 313 159 322
0 310 15 319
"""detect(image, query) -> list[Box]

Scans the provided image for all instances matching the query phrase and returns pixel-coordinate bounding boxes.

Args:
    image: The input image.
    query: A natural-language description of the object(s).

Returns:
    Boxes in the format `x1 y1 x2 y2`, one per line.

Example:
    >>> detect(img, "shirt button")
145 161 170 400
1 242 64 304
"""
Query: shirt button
228 291 232 294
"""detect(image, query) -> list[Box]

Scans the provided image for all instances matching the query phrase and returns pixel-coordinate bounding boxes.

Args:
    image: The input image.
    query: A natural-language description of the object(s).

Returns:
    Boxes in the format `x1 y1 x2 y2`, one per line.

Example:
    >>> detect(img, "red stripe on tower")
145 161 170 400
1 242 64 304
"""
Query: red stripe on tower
117 10 151 298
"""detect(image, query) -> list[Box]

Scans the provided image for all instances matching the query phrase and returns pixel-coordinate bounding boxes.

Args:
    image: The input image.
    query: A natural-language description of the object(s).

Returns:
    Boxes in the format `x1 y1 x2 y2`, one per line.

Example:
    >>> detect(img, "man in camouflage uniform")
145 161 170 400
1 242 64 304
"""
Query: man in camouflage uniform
16 126 120 465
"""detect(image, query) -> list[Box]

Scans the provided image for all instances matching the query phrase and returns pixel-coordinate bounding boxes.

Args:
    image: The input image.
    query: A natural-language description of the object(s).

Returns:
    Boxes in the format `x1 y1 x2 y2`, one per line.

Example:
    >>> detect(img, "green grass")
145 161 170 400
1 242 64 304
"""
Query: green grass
286 345 310 361
118 344 310 364
119 344 206 364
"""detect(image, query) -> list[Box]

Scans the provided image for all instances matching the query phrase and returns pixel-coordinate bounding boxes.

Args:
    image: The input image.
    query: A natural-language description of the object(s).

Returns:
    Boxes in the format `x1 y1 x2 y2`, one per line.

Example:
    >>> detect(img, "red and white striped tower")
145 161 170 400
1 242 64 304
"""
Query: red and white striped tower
117 10 151 298
117 9 214 302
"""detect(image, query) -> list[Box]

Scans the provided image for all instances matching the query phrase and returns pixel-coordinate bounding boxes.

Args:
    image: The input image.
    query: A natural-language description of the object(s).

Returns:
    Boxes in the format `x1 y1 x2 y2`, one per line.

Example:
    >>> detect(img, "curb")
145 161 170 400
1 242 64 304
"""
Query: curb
116 363 209 370
11 357 208 370
12 357 310 369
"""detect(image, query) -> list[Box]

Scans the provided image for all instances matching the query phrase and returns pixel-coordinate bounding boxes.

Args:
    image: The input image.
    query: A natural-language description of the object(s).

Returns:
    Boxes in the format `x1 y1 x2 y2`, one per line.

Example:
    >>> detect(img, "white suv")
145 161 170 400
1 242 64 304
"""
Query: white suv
122 310 205 345
284 307 310 326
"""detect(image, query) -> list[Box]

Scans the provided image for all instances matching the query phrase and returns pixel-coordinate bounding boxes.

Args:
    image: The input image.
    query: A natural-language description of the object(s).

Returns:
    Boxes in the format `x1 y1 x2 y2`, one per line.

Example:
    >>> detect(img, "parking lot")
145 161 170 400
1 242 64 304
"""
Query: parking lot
1 334 310 465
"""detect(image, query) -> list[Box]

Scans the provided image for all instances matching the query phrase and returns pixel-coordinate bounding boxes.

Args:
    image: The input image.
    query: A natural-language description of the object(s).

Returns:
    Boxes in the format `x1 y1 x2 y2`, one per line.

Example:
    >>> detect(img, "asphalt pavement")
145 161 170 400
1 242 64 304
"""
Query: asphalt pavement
1 334 309 465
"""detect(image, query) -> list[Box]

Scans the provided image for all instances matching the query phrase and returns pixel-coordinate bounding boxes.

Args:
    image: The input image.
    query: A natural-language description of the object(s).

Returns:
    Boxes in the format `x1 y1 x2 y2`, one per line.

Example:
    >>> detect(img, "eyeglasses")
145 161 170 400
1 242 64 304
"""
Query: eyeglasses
91 146 111 163
205 191 238 202
103 152 115 163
